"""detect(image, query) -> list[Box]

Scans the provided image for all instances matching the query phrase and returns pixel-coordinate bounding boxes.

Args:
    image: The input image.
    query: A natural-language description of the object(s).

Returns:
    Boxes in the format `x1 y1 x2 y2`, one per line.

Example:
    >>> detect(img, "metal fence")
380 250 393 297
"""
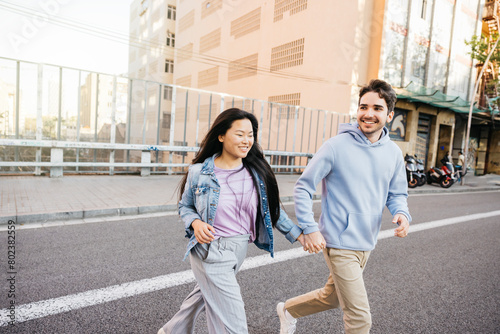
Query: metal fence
0 57 350 176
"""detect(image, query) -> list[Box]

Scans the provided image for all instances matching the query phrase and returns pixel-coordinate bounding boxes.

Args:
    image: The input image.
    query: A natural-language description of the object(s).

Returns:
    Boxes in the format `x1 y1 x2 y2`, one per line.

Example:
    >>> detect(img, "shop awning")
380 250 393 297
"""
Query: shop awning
394 82 483 114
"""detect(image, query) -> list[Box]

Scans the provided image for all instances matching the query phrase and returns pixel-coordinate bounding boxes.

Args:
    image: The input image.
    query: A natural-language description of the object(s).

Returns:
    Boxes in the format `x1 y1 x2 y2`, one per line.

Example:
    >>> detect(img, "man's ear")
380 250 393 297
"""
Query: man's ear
386 110 394 123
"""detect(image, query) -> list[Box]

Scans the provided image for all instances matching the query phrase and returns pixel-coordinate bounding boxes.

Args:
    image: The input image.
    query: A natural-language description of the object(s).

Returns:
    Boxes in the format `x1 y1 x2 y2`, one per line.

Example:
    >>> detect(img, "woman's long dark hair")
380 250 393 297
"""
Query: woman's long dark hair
178 108 281 226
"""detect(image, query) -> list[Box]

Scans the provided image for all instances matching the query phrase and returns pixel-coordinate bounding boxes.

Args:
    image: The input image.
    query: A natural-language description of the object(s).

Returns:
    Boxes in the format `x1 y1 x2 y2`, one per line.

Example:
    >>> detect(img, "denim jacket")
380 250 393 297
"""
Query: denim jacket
179 155 302 260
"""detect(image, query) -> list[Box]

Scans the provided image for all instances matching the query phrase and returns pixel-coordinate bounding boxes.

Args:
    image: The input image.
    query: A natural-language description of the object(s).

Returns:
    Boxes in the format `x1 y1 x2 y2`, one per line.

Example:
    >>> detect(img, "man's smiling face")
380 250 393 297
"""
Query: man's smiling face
357 92 394 143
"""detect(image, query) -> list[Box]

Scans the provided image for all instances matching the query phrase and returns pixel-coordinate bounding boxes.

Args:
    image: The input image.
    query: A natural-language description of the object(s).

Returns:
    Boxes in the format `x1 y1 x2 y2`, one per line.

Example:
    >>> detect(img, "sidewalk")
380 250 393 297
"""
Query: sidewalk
1 173 499 225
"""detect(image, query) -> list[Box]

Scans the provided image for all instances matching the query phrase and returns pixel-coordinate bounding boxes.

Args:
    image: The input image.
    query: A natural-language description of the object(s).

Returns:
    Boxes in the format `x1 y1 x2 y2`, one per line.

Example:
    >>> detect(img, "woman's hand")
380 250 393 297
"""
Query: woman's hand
191 219 216 244
297 233 306 247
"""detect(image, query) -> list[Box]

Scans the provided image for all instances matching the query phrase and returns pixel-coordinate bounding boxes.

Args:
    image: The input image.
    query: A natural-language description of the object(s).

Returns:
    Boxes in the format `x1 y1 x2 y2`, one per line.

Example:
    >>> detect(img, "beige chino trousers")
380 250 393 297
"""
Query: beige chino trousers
285 248 372 334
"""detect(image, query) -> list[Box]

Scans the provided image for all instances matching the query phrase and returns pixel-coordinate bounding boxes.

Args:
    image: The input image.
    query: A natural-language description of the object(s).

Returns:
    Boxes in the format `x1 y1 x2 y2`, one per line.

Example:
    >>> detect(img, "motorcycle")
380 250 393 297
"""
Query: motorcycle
405 154 423 188
426 158 454 188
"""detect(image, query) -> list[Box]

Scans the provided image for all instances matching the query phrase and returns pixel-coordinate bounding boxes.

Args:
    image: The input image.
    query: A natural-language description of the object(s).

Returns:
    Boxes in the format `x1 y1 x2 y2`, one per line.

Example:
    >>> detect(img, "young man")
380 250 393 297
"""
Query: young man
277 79 411 334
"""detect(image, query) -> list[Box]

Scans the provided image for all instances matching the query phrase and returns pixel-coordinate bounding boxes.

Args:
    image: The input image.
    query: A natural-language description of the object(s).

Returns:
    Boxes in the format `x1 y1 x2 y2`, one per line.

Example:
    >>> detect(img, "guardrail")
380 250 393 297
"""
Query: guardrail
0 139 313 177
0 56 348 177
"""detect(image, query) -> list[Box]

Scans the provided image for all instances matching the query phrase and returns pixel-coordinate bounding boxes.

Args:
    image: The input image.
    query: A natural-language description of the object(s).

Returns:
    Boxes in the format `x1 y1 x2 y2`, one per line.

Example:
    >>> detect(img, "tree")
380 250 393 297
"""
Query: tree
465 33 500 111
466 33 500 64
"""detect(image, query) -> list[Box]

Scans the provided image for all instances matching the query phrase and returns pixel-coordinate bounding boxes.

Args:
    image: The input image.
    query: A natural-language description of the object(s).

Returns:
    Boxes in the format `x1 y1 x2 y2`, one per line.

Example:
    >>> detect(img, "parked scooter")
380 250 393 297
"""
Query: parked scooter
426 157 454 188
427 166 453 188
405 154 422 188
414 155 427 186
440 158 459 185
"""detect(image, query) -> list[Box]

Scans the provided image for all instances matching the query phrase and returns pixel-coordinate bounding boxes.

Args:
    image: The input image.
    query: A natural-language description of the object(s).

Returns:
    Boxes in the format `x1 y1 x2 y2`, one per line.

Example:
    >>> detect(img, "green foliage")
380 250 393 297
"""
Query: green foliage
466 33 500 112
465 33 500 64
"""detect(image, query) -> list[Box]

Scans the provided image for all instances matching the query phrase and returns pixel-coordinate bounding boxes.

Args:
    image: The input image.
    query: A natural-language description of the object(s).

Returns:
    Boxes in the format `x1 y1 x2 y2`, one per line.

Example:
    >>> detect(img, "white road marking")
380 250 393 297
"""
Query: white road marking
0 211 178 232
1 210 499 326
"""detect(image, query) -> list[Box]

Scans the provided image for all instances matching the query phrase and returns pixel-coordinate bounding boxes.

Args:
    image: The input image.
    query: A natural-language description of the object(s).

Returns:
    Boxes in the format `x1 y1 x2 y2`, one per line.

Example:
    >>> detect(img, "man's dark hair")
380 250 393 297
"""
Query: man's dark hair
359 79 397 113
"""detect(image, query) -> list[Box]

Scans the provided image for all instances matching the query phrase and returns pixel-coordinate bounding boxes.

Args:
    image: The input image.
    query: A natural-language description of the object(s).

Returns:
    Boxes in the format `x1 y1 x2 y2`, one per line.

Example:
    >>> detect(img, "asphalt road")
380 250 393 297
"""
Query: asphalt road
1 190 499 333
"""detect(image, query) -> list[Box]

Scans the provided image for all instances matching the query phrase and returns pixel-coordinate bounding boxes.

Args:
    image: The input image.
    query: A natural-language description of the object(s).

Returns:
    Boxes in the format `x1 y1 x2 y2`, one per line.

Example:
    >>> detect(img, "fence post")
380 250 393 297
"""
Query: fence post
50 148 64 178
141 150 151 177
36 63 43 176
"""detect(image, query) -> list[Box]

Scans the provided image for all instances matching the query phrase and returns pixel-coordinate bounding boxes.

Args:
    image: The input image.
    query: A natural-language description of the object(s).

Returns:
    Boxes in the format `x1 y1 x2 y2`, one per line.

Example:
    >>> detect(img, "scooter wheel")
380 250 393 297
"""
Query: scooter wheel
408 178 418 188
426 172 433 184
417 175 426 186
440 178 453 188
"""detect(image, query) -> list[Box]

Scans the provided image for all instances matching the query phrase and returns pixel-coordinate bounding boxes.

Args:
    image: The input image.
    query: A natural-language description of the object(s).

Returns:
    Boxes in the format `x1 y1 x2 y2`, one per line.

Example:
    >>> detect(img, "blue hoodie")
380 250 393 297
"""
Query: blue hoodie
294 123 411 251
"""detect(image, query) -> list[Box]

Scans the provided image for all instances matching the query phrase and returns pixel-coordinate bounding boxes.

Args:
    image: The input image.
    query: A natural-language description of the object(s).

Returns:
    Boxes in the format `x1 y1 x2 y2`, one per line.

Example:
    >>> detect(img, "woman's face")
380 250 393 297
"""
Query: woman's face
218 118 254 161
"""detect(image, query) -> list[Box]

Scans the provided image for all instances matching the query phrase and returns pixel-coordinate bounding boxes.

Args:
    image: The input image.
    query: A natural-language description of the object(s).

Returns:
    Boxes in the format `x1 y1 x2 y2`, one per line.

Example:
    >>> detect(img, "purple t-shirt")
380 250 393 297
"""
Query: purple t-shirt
213 165 257 242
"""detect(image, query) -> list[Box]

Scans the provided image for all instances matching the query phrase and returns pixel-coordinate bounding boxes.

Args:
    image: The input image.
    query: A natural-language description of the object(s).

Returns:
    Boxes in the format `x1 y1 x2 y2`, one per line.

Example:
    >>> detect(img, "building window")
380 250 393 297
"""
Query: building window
411 58 425 79
271 38 305 71
410 43 427 83
231 8 261 39
200 28 221 53
202 0 222 19
166 32 175 47
165 59 174 73
274 0 308 22
162 113 171 128
420 0 427 20
140 0 149 16
198 66 219 88
228 54 258 81
168 5 176 20
163 86 173 100
268 93 301 119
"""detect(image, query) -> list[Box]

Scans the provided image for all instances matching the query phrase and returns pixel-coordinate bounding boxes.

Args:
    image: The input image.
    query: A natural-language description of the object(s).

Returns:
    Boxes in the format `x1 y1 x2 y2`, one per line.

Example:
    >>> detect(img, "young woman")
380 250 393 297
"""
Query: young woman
158 108 304 334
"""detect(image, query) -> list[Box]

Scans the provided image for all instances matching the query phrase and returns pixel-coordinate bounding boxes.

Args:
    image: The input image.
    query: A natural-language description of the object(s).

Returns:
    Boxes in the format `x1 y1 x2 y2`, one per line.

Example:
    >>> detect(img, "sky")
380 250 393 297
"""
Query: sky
0 0 132 75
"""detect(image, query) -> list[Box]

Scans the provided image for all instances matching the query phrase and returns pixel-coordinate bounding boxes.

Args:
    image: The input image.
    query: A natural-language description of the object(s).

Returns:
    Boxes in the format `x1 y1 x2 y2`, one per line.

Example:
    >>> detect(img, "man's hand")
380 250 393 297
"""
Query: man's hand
302 231 326 253
191 219 216 244
393 213 409 238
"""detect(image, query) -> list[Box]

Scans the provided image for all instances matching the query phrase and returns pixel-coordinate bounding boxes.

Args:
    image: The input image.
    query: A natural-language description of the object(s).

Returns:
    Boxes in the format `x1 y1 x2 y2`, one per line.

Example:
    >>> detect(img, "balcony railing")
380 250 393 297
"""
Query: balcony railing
483 0 498 21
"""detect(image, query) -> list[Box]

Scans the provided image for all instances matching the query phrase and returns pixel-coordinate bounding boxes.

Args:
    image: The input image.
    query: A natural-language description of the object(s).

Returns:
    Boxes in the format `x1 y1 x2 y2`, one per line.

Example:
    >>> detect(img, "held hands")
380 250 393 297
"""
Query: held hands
297 231 326 254
296 215 408 255
191 219 215 244
393 213 410 238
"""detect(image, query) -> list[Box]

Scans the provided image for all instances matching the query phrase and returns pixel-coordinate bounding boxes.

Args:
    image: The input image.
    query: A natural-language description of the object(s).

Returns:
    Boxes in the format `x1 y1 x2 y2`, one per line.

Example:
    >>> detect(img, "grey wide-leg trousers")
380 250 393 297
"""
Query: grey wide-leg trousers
161 234 250 334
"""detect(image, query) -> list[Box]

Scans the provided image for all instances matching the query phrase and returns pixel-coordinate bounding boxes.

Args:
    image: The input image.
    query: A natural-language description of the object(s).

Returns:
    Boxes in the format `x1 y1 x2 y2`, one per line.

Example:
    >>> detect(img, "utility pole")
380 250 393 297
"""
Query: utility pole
463 15 500 185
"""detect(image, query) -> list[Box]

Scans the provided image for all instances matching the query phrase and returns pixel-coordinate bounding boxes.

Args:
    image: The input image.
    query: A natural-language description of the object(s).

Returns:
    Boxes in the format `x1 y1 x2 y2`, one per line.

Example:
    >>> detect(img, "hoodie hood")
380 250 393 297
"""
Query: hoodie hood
294 121 411 252
338 122 390 146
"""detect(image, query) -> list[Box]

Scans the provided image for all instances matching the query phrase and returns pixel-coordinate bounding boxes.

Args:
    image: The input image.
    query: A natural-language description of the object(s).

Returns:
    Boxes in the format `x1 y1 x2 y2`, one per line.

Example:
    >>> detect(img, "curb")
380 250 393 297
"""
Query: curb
2 204 179 225
408 186 500 194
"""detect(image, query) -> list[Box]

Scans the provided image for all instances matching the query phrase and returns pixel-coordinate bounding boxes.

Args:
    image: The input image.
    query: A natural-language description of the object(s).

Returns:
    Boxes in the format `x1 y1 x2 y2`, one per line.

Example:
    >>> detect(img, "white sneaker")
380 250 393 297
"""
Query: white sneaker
277 302 297 334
